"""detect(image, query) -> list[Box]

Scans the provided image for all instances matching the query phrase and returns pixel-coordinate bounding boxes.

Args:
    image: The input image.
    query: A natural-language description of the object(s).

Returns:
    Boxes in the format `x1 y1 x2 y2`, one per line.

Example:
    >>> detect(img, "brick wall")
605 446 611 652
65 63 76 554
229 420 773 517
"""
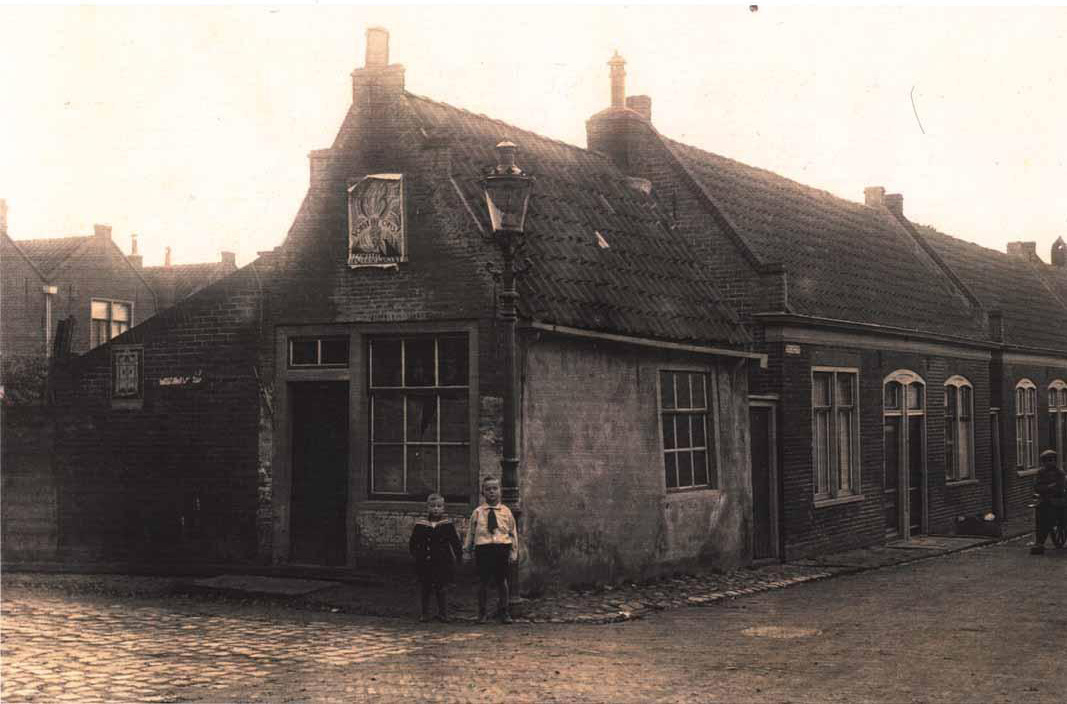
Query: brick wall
1 236 49 366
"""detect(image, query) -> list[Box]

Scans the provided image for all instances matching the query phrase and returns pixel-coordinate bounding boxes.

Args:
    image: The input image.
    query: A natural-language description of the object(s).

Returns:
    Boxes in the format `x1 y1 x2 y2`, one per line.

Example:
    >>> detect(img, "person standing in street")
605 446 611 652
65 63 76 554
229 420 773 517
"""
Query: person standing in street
409 493 463 622
464 476 518 623
1030 449 1066 555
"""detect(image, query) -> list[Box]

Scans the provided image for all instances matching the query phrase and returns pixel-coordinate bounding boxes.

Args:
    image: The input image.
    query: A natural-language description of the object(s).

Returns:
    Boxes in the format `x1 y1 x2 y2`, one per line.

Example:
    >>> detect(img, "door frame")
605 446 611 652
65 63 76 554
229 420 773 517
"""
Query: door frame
882 370 928 540
749 395 781 561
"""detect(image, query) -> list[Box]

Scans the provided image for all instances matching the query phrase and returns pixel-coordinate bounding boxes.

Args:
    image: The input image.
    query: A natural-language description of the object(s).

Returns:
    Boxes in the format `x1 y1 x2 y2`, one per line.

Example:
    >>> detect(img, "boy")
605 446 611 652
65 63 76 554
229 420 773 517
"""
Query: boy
409 493 463 622
464 476 518 623
1030 449 1066 555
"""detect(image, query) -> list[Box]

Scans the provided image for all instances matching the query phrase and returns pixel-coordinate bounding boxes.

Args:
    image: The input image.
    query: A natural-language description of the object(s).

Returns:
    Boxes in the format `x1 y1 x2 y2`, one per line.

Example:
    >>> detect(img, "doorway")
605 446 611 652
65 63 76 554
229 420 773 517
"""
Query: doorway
289 381 349 565
883 371 926 538
749 400 780 560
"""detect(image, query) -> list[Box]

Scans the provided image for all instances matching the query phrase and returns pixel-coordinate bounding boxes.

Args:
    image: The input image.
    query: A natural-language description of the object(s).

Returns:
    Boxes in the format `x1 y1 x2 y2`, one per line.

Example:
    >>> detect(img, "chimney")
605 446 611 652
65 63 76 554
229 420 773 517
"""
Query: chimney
220 251 236 269
1006 241 1039 263
164 246 172 267
0 198 7 236
351 27 405 101
94 223 112 241
128 233 142 269
1051 236 1065 267
608 51 626 108
864 186 885 207
884 193 904 217
625 95 652 122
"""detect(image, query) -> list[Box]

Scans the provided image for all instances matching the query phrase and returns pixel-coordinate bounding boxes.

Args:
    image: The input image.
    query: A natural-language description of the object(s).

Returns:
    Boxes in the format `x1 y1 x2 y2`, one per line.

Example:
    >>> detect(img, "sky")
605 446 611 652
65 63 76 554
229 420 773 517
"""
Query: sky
2 4 1066 268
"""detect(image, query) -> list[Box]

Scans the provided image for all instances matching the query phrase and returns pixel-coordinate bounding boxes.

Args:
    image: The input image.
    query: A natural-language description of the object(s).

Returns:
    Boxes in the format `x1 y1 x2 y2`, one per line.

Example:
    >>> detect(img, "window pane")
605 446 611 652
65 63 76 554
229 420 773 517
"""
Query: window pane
664 452 678 489
692 374 707 409
836 374 853 406
371 340 403 387
91 300 109 319
677 451 694 488
959 418 972 479
372 395 403 442
408 446 438 497
885 381 901 410
405 338 435 387
372 445 404 493
884 417 901 490
815 411 830 495
91 320 109 348
406 394 437 444
837 409 852 492
439 446 469 499
692 414 706 448
960 386 971 419
320 338 349 366
290 339 317 366
660 372 676 410
814 373 831 407
662 415 675 450
677 374 692 410
676 414 692 449
112 303 130 322
945 386 957 418
907 383 923 410
438 337 468 387
693 451 709 487
439 393 469 443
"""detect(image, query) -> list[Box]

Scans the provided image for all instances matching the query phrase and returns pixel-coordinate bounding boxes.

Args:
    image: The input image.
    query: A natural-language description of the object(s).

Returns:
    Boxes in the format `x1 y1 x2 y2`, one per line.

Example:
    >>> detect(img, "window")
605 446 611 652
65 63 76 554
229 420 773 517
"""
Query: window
1049 380 1067 471
369 335 469 501
289 337 350 367
813 368 859 501
659 370 716 490
90 299 131 348
944 376 974 481
1015 379 1038 469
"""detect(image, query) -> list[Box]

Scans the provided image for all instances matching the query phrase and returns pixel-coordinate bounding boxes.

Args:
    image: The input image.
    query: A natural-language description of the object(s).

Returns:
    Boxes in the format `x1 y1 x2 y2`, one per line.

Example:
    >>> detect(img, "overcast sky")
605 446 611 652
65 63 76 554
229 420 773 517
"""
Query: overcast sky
2 4 1065 268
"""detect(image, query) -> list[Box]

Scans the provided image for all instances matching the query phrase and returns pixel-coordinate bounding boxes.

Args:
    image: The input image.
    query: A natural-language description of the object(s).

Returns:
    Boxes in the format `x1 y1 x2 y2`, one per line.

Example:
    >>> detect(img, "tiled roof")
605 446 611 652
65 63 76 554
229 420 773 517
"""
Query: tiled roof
142 262 236 302
14 236 90 276
915 226 1067 352
405 94 752 347
662 139 988 341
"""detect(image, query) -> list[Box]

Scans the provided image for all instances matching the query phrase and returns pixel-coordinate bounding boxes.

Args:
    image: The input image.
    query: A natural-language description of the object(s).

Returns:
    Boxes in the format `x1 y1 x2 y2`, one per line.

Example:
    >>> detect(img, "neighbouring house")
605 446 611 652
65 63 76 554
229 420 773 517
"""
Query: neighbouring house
20 28 1067 583
139 242 238 309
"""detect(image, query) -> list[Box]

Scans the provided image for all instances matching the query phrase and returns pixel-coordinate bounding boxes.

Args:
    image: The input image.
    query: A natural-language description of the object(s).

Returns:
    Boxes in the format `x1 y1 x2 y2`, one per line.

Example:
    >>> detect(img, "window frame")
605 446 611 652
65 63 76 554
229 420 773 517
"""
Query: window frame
288 336 351 368
1015 379 1038 471
90 298 133 349
657 368 719 493
943 375 975 483
367 333 471 502
1049 380 1067 471
812 366 862 505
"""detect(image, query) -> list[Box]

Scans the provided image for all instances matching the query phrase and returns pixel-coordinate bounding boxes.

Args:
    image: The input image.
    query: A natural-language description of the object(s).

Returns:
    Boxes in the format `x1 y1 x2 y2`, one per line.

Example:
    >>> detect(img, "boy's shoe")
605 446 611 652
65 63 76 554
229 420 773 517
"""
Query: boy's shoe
500 612 513 624
1029 545 1045 555
477 612 489 624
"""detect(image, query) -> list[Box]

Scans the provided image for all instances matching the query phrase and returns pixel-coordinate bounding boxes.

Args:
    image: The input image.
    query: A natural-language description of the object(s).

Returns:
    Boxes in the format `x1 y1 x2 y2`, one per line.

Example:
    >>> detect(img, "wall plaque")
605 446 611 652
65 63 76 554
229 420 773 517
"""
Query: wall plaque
112 346 143 400
348 173 406 268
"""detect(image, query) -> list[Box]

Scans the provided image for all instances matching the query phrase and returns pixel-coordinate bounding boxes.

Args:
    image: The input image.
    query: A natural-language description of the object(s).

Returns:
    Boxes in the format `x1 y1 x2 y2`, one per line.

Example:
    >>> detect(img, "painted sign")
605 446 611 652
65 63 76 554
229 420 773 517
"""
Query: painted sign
112 347 143 399
348 173 406 268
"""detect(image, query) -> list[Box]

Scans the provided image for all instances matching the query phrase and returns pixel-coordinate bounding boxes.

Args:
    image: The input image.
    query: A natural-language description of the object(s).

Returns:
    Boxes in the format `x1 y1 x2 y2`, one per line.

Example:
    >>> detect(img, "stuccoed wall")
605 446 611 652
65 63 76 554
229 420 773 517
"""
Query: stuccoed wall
519 333 752 590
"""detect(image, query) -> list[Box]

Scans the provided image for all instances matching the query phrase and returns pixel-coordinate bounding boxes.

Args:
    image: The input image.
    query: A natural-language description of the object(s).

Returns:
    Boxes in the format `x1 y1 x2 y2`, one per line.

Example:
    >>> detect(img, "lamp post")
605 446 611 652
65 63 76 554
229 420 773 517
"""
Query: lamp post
481 140 533 506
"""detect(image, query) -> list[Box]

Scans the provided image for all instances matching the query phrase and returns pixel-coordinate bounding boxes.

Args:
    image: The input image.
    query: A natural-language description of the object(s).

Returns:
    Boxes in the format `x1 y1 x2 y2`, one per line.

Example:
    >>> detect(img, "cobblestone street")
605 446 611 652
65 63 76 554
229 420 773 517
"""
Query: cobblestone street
2 539 1064 703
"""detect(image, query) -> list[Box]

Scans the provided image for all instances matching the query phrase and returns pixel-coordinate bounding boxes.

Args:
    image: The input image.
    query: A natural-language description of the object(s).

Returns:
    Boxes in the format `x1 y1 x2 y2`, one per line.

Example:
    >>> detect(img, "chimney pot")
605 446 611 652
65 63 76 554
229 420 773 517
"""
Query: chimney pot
608 51 626 108
94 223 112 240
625 95 652 122
1051 236 1065 267
864 186 885 207
164 246 172 267
884 193 904 217
365 27 389 68
1007 241 1039 262
221 251 236 268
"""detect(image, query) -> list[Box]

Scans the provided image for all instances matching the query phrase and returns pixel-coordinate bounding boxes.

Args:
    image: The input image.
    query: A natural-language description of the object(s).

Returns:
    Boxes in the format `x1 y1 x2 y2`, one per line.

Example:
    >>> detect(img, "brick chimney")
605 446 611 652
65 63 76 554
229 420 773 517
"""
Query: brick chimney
94 223 112 241
587 52 656 174
220 251 237 269
1006 241 1040 263
1052 236 1065 267
864 186 885 207
0 198 7 236
884 193 904 217
164 246 172 267
351 27 405 102
128 233 142 269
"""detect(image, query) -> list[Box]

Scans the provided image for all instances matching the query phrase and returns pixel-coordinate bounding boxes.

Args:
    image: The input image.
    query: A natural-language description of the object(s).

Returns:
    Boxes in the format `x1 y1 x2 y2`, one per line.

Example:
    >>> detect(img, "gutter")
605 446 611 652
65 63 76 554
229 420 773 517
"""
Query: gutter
754 311 997 351
526 321 767 368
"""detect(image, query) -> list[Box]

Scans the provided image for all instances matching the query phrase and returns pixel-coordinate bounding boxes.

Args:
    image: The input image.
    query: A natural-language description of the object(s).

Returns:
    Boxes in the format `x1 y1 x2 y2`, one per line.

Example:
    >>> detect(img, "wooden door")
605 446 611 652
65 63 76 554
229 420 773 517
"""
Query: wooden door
749 402 779 560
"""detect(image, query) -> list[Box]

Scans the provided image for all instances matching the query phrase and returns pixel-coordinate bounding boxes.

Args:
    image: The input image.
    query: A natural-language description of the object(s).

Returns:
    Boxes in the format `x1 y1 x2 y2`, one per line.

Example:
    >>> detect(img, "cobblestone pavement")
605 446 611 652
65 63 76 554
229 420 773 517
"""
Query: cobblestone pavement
3 538 1064 703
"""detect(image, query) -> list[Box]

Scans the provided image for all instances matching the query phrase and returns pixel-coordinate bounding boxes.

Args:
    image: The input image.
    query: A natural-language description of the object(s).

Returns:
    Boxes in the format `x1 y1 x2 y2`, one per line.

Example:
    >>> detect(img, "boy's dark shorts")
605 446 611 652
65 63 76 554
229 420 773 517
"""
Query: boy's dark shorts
474 544 511 584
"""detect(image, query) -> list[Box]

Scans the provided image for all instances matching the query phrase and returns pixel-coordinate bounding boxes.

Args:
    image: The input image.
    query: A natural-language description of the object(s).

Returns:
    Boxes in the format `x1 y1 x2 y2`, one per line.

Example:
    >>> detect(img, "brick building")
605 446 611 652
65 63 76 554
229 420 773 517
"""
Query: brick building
25 29 1067 581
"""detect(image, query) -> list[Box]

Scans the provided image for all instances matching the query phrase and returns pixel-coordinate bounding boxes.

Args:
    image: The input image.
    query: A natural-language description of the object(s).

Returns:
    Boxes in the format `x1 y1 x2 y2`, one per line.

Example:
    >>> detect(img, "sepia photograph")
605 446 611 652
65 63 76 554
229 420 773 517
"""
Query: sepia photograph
2 3 1066 702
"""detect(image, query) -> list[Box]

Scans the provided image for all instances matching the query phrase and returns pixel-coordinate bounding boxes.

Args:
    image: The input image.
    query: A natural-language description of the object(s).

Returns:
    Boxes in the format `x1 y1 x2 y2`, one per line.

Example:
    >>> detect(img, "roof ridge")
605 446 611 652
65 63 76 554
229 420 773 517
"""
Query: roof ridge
404 91 603 161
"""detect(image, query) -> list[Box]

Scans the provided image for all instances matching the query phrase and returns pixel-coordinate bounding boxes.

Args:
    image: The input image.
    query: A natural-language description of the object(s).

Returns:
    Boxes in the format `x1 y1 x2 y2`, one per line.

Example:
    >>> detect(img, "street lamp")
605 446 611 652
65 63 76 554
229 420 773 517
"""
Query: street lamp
481 140 533 506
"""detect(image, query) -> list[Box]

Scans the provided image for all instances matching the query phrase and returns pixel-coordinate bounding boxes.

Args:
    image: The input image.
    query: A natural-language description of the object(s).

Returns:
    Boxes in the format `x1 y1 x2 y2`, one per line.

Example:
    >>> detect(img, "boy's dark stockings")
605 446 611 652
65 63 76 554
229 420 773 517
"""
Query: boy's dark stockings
420 582 449 622
477 578 510 623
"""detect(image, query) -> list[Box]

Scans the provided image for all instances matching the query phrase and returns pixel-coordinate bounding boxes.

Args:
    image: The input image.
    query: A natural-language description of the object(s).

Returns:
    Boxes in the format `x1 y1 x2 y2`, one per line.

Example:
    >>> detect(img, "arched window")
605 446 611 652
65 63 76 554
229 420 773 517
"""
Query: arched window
1049 380 1067 470
944 376 974 481
1015 379 1038 470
